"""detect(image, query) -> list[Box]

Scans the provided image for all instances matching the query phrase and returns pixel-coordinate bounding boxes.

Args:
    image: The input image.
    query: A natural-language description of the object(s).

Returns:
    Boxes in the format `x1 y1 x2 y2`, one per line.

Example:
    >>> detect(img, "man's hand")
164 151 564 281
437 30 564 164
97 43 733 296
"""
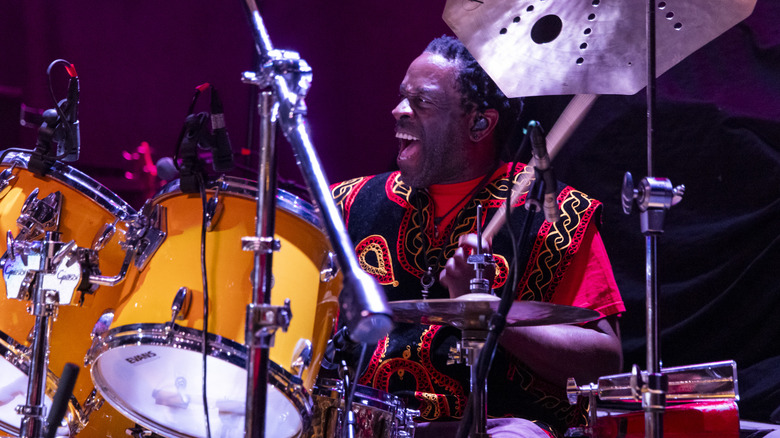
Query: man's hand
439 233 495 298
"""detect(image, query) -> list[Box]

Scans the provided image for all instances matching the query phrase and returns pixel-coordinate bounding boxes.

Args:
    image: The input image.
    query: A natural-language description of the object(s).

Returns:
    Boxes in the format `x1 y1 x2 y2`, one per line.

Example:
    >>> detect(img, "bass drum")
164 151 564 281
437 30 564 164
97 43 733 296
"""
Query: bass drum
0 151 136 437
86 177 341 438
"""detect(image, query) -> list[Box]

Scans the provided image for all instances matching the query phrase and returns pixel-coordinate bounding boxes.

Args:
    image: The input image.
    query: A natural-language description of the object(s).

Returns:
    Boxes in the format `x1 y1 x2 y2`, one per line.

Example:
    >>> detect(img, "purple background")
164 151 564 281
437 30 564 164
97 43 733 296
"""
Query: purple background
2 0 780 423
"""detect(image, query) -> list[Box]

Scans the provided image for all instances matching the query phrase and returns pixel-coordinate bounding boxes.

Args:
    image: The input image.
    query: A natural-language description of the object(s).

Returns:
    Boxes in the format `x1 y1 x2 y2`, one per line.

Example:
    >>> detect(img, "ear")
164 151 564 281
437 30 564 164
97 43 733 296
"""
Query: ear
469 109 499 142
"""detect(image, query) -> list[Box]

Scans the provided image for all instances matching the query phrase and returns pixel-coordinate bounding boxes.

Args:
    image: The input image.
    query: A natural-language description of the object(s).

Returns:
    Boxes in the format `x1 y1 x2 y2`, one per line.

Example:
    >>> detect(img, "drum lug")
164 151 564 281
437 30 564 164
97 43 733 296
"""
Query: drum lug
291 338 312 378
205 190 224 231
320 251 339 283
89 310 115 340
397 407 420 438
168 287 192 326
16 189 63 240
162 288 192 337
79 388 104 424
91 219 118 252
126 203 167 270
86 310 115 366
0 160 20 198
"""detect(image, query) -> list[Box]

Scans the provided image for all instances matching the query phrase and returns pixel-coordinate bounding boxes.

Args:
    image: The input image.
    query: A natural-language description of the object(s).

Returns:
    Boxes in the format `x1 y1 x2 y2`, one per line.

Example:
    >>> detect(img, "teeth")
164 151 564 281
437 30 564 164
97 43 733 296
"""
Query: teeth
396 132 419 141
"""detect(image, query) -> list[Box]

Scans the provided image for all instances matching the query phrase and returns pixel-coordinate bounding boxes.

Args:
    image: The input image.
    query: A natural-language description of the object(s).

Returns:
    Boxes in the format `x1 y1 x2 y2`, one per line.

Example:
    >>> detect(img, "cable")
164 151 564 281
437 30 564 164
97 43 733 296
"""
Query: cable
198 173 212 438
455 132 531 438
342 343 369 438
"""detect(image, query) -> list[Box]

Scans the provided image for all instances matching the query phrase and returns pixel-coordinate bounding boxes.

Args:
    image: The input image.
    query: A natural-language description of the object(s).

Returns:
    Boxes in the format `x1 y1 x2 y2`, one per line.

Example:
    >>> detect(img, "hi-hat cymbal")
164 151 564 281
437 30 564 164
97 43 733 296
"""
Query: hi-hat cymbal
443 0 757 96
389 293 600 330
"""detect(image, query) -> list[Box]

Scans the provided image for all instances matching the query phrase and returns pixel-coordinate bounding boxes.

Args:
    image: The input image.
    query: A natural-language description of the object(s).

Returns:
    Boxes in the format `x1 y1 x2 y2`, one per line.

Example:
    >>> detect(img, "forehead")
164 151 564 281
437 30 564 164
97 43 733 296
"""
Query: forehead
400 52 461 96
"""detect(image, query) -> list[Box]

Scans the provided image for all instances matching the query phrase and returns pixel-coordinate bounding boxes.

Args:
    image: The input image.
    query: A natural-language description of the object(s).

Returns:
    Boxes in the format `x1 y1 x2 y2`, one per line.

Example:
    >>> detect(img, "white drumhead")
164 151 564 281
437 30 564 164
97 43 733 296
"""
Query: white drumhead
91 344 303 438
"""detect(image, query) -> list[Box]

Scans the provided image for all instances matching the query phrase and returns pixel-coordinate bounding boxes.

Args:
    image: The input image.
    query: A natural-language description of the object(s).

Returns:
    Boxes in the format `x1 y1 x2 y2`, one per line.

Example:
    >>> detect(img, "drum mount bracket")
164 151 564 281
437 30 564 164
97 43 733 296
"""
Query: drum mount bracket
17 189 62 241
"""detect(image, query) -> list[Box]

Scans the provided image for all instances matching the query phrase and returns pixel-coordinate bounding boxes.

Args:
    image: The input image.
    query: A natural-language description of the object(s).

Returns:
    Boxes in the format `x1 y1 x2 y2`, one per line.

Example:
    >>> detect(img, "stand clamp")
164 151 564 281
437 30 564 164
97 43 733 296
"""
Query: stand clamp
241 236 281 253
466 205 495 295
246 299 292 349
621 173 685 234
241 50 312 118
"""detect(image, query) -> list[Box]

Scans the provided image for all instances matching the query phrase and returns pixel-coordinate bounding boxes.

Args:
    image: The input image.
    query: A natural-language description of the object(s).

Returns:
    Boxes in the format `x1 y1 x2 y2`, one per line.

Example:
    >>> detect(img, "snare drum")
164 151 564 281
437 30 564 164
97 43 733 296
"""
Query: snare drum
308 379 417 438
0 151 136 436
86 177 341 438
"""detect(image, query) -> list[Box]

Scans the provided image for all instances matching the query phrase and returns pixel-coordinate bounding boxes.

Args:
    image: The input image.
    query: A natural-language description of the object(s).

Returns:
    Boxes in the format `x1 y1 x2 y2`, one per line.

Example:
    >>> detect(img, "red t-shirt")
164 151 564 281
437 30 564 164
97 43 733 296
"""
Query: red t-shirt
429 172 624 318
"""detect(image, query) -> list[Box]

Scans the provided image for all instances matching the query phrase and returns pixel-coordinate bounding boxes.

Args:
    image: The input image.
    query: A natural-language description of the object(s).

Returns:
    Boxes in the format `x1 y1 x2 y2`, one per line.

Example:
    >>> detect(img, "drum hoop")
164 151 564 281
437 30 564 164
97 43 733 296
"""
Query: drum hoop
0 333 85 436
313 378 401 412
155 176 322 230
87 322 248 368
1 151 136 220
0 329 29 374
88 323 312 437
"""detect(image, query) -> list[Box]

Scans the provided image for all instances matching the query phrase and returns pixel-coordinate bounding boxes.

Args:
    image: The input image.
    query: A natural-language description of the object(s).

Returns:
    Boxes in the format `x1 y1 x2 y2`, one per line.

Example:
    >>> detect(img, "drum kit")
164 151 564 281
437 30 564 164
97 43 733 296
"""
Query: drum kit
0 0 759 437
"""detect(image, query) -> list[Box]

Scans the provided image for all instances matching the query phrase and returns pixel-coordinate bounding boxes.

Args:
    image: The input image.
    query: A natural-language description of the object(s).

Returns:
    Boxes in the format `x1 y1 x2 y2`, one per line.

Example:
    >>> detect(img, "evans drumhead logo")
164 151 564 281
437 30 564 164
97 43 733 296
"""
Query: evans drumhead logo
125 350 160 365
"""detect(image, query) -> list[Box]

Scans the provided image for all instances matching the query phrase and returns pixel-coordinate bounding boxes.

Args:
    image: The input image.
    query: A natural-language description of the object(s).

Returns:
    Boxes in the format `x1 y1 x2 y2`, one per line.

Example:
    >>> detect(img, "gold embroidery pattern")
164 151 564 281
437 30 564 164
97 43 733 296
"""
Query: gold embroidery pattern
356 235 398 286
519 188 597 301
331 176 365 210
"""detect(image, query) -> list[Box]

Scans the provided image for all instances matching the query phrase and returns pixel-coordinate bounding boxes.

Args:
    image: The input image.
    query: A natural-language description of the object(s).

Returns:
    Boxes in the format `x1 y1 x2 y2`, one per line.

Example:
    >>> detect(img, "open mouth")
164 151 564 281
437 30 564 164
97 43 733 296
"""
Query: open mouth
396 131 419 159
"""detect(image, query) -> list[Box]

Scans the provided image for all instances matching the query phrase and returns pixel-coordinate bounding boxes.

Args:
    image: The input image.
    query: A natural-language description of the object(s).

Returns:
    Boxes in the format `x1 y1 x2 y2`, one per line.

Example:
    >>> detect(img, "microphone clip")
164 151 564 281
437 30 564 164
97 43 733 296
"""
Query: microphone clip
525 121 561 223
27 60 80 175
178 112 210 194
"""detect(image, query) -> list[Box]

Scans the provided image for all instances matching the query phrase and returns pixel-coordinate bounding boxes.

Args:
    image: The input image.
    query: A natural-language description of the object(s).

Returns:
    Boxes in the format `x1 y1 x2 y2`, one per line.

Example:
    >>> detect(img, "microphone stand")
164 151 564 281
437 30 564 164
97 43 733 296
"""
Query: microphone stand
238 2 393 437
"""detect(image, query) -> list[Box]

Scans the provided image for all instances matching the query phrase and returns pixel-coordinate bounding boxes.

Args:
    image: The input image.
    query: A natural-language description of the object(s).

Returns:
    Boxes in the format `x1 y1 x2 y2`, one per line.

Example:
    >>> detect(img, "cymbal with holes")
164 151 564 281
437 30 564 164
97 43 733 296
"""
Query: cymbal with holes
389 293 600 330
442 0 757 96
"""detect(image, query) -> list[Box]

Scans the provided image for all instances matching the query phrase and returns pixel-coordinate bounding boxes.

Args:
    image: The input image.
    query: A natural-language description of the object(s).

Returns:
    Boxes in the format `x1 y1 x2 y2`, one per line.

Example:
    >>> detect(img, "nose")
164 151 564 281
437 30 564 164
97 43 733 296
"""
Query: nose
392 98 411 120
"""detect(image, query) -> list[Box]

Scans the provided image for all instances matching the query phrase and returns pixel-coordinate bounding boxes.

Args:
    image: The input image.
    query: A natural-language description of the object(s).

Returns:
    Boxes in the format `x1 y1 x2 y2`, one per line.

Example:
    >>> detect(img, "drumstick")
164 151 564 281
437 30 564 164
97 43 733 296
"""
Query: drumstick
483 93 599 241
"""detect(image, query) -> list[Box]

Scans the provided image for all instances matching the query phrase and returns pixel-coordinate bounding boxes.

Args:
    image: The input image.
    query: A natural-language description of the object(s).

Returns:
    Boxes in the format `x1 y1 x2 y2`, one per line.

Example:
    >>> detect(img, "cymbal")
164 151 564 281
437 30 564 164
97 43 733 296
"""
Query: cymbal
442 0 757 96
389 293 600 330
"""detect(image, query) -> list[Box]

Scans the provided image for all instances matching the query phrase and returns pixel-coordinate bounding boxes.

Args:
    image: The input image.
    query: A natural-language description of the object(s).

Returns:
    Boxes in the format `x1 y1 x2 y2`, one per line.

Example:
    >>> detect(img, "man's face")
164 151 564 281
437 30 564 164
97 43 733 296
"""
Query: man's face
392 52 474 188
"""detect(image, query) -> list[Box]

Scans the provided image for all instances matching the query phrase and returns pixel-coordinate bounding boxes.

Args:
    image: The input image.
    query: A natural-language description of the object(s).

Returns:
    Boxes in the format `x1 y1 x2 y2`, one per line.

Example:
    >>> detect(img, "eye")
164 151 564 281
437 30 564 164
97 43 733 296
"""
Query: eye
398 91 435 109
410 95 434 108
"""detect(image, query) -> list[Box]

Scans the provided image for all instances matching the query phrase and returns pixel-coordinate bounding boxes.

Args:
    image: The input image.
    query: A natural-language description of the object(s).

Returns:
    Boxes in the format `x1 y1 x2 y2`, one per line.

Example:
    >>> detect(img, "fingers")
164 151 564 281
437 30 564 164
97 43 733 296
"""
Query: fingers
457 233 491 254
439 246 470 298
439 233 493 298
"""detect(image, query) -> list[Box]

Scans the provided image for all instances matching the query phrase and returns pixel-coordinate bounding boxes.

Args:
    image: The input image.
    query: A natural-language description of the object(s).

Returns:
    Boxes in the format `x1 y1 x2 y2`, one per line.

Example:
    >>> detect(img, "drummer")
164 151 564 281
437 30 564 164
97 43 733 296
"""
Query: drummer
330 35 625 437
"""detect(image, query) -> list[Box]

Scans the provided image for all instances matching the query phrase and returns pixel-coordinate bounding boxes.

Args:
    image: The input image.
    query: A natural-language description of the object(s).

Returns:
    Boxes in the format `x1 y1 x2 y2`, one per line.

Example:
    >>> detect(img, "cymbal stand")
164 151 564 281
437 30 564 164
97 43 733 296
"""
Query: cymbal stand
456 178 545 438
238 2 393 437
458 205 493 436
619 2 686 437
449 329 489 438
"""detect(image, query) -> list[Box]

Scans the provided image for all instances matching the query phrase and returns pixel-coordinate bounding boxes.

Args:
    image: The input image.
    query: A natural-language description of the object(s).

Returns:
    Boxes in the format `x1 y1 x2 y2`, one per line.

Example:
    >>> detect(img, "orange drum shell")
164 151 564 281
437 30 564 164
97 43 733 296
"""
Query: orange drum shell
108 187 341 391
0 164 136 436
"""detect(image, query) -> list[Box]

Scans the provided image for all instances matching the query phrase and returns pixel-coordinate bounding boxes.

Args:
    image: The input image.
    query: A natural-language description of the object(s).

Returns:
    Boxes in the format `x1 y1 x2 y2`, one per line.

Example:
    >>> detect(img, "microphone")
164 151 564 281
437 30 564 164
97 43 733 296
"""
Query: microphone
338 270 394 345
155 156 179 181
320 326 358 371
58 65 80 162
209 87 234 173
528 121 560 223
